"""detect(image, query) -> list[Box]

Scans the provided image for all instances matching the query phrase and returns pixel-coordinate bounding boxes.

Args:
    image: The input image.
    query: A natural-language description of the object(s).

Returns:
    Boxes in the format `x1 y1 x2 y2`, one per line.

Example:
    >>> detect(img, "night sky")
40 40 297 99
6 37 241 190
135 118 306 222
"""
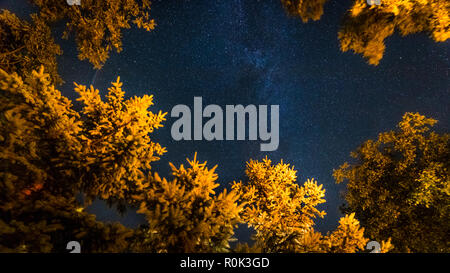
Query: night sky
2 0 449 241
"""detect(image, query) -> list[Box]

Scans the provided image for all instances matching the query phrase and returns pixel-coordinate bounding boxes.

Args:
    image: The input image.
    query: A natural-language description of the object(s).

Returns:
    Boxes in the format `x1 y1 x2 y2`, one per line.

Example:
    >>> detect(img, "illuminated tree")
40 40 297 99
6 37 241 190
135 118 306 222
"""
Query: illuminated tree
0 192 134 253
0 0 155 86
31 0 156 69
135 154 243 253
281 0 450 65
334 113 450 252
0 66 165 252
75 77 167 210
281 0 328 22
232 158 387 253
339 0 450 65
232 158 326 252
0 10 62 84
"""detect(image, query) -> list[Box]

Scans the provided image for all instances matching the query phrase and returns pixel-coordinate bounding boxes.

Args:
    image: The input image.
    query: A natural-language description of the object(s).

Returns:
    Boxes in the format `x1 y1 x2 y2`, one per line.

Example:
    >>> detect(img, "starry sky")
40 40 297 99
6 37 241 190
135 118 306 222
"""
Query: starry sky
2 0 449 241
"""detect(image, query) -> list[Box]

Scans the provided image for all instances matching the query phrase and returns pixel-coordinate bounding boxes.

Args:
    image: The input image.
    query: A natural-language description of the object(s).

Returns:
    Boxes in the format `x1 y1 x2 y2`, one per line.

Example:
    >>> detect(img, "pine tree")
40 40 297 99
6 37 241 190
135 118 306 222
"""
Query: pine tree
75 77 167 210
0 66 166 252
232 158 389 253
135 154 243 253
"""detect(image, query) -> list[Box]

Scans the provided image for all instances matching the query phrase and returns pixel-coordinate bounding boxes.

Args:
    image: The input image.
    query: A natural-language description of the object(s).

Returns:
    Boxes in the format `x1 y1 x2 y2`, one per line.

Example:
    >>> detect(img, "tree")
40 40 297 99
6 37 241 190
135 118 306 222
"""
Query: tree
281 0 450 65
0 192 134 253
281 0 328 22
75 77 167 211
0 10 62 84
135 154 243 253
232 158 391 253
0 0 156 85
334 113 450 252
0 66 396 252
0 66 166 252
339 0 450 65
31 0 156 69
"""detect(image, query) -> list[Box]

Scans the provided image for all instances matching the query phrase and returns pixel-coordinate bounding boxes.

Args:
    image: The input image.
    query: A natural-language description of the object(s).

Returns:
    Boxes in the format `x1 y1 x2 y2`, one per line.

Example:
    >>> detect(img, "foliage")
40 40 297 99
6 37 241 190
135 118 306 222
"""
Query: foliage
232 158 326 252
0 0 155 85
135 154 243 253
232 158 383 253
0 67 82 199
31 0 156 69
0 66 396 252
334 113 450 252
2 1 440 253
339 0 450 65
0 193 133 253
281 0 328 22
0 10 62 84
0 66 165 252
281 0 450 65
75 77 166 210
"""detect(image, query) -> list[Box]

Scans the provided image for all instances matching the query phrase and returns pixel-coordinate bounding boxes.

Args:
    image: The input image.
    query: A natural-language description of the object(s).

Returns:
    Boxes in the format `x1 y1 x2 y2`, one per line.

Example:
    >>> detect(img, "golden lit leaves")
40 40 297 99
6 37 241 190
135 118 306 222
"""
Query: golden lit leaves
380 238 394 253
232 157 376 253
281 0 328 22
338 0 449 65
75 76 167 207
0 67 167 252
136 154 243 253
280 0 449 65
31 0 156 69
233 157 326 252
0 10 62 84
0 66 82 200
334 112 449 252
325 213 368 253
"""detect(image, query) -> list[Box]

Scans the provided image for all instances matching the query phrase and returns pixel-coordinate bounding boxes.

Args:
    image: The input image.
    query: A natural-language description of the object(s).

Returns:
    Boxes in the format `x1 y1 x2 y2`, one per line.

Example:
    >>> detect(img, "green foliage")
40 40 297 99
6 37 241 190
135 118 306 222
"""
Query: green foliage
334 113 450 252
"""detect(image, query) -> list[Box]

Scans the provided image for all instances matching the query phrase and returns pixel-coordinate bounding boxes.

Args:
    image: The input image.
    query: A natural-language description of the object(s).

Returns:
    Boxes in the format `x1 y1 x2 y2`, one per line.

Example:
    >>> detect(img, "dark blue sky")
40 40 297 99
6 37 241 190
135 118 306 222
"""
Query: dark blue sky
3 0 449 239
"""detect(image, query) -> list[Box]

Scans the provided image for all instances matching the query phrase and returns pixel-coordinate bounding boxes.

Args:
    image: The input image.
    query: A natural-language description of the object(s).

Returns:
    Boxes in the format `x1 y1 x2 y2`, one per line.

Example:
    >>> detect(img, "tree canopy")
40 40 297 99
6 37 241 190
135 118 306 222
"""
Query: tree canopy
0 66 395 252
0 66 165 252
31 0 156 69
232 158 392 253
0 0 447 253
281 0 450 65
0 10 61 84
334 113 450 252
135 154 243 253
0 0 156 85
